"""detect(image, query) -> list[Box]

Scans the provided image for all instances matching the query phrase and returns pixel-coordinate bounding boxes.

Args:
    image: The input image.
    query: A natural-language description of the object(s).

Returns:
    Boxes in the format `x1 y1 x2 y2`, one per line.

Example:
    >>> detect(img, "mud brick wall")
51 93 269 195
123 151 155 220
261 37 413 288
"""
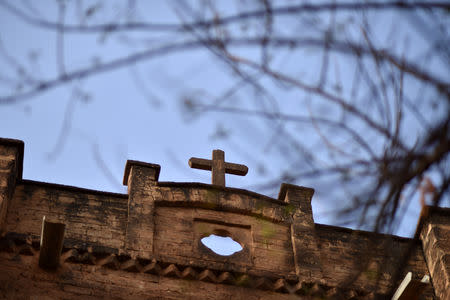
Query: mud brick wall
125 179 300 279
6 181 128 252
0 253 295 300
315 224 433 298
0 139 23 235
153 206 295 278
419 207 450 300
1 138 448 299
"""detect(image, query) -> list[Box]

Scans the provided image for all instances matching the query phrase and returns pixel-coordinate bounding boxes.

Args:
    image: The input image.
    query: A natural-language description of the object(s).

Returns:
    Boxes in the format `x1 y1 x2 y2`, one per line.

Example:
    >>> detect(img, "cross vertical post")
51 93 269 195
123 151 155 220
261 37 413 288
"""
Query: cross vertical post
212 150 225 186
189 149 248 187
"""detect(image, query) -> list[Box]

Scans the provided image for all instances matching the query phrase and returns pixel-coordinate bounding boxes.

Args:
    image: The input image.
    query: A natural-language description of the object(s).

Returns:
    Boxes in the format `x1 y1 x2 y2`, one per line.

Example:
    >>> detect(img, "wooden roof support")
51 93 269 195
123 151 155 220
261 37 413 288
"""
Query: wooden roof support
392 272 430 300
39 216 66 269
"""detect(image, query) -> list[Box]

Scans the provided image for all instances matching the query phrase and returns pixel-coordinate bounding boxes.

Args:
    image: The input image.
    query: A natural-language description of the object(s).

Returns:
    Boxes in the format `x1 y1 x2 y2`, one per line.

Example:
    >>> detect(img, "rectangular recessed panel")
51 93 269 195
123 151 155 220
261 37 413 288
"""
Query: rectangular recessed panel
154 206 295 275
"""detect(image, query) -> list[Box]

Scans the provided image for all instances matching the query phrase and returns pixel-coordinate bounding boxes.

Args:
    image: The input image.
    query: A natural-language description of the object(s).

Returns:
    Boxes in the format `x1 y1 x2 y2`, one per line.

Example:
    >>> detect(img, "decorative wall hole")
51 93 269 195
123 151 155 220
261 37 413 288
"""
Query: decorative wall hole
201 234 243 256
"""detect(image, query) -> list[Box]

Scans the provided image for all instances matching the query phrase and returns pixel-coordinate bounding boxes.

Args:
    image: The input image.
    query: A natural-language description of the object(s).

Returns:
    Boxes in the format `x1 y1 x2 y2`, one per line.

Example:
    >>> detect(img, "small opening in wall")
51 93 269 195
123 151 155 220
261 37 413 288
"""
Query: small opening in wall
201 234 243 256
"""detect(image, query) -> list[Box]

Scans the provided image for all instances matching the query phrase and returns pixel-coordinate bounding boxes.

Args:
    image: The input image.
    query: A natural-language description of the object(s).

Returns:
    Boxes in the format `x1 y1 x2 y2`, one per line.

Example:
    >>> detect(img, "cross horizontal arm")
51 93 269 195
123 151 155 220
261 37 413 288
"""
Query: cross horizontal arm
189 158 248 176
224 162 248 176
188 158 212 171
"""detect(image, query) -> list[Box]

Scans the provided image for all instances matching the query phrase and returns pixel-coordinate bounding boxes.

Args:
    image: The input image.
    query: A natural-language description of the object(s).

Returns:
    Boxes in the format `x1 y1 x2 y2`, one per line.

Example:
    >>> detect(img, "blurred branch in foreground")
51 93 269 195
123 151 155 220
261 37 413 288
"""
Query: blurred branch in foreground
0 0 449 236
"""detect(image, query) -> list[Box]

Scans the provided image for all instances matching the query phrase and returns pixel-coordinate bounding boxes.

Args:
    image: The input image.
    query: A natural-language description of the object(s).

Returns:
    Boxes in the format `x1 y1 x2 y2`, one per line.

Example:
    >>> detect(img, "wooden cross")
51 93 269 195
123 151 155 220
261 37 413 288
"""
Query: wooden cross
188 150 248 187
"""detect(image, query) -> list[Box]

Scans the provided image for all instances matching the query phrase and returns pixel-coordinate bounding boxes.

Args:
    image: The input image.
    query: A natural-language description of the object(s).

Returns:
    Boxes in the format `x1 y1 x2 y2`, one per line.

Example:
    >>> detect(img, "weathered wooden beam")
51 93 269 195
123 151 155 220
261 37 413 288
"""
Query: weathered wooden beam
392 272 430 300
39 216 66 269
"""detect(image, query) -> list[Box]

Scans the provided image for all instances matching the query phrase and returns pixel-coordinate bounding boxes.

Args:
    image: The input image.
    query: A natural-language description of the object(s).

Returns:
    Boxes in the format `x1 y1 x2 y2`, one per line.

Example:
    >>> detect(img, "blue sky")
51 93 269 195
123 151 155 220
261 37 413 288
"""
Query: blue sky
1 1 447 238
